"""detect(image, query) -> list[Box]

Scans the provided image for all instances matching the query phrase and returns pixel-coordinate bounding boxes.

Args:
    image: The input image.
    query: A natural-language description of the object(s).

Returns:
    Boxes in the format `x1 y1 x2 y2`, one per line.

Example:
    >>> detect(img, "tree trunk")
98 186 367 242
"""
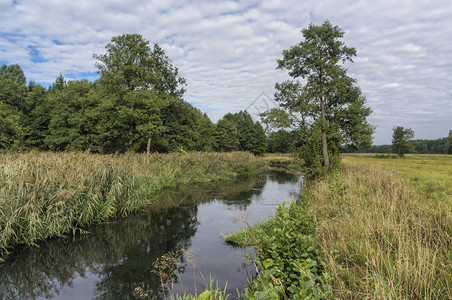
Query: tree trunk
320 97 329 169
147 135 151 154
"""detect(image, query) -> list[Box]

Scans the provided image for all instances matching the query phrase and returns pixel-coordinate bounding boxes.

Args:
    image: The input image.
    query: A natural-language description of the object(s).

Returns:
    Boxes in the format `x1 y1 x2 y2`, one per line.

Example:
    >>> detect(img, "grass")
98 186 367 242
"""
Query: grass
225 153 451 299
308 154 451 299
0 151 266 252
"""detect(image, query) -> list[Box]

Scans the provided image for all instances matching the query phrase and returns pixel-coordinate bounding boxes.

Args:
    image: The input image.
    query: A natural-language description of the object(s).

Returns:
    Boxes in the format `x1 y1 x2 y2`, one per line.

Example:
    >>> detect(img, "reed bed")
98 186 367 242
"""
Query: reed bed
307 154 451 299
0 151 266 251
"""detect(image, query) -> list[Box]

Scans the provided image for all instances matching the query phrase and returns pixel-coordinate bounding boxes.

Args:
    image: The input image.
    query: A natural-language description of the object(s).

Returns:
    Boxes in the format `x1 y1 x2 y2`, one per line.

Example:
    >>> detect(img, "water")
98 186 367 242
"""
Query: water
0 171 300 299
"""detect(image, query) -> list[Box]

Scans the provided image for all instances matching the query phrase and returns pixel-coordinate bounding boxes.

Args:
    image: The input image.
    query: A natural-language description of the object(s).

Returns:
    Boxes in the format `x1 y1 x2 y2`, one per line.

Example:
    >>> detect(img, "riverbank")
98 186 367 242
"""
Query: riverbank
313 154 451 299
0 151 266 253
225 154 451 299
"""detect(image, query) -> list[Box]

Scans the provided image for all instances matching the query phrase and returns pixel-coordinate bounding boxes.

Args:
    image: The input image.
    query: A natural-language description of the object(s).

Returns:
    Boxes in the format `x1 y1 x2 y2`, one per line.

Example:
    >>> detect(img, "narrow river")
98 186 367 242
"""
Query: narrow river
0 170 300 299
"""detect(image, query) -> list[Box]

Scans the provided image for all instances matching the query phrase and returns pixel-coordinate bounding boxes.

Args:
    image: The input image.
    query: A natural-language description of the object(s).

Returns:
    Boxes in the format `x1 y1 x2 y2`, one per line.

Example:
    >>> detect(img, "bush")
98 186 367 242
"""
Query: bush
243 201 333 299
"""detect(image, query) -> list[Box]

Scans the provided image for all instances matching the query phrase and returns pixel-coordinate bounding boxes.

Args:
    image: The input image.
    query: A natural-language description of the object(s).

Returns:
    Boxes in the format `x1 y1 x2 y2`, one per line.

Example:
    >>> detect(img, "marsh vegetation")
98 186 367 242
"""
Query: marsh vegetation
0 151 265 252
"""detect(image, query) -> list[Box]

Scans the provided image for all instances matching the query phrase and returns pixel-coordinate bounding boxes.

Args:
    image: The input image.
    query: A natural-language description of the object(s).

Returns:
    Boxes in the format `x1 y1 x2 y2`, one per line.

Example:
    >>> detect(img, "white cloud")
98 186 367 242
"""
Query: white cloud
1 0 451 144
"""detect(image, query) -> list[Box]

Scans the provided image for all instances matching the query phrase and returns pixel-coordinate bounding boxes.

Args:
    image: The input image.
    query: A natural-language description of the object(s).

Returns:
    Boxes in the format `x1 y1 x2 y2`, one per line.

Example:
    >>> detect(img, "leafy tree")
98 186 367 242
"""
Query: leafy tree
0 64 26 85
0 64 28 113
446 129 452 154
216 111 267 154
391 126 414 157
151 97 215 152
249 121 268 155
214 118 240 152
268 129 295 153
45 79 98 151
21 82 49 150
93 34 186 153
0 101 21 149
261 21 373 175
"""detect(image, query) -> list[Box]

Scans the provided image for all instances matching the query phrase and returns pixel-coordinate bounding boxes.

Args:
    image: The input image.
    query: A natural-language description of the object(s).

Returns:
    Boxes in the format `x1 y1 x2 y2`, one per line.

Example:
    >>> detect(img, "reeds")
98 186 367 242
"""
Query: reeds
307 154 452 299
0 151 266 251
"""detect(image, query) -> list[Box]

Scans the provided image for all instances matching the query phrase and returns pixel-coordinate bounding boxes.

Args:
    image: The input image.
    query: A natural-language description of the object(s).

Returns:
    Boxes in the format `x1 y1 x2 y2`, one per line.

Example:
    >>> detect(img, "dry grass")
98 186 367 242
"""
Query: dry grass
0 151 266 251
306 154 451 299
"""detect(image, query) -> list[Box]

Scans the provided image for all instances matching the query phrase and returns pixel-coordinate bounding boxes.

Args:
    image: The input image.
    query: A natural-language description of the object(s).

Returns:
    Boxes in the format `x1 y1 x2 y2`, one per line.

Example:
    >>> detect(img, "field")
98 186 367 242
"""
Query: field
308 154 451 299
0 151 266 252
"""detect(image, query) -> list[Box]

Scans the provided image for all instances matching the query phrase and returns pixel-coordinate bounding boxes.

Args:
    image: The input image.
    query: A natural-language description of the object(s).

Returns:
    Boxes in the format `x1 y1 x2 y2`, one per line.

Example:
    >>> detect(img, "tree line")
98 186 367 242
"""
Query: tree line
0 34 267 155
343 128 452 155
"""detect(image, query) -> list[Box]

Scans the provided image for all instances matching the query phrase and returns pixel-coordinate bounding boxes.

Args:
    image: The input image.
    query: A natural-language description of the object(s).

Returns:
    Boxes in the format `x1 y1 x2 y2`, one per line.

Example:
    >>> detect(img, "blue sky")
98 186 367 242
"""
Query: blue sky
1 0 451 144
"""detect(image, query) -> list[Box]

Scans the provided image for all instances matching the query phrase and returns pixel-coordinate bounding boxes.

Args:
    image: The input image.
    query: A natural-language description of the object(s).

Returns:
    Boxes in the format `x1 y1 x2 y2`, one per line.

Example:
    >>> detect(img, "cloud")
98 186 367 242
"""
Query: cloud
1 0 451 144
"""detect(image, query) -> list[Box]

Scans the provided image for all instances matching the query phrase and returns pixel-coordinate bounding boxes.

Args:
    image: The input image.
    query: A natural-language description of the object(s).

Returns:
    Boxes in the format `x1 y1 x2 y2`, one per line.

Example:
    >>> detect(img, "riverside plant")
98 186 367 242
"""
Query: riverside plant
0 151 266 252
225 201 334 299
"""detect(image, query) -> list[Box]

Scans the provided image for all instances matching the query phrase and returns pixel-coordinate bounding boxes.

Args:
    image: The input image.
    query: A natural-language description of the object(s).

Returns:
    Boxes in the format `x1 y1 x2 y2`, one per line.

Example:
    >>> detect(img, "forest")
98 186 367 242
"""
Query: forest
0 34 267 155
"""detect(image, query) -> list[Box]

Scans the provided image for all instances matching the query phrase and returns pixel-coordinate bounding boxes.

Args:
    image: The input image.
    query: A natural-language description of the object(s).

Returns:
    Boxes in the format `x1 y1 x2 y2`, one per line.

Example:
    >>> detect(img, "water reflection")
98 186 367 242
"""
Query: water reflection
0 171 299 300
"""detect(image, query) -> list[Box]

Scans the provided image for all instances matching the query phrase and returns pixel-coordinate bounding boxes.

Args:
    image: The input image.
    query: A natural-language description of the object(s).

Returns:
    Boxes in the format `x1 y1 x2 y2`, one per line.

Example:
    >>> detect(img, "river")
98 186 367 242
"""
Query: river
0 170 300 299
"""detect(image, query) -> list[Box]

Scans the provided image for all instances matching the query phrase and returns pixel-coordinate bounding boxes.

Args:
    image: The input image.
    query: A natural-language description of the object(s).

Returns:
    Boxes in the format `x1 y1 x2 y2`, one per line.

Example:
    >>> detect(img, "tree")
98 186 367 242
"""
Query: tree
216 111 267 155
214 118 240 152
0 101 21 149
268 129 295 153
262 21 373 175
391 126 414 157
93 34 186 153
446 129 452 154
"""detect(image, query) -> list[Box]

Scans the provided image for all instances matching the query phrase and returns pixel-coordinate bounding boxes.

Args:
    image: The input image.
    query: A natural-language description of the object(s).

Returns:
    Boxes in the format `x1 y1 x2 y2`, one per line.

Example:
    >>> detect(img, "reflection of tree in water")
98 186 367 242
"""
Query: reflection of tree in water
267 170 299 184
0 175 270 299
0 206 198 300
156 175 268 211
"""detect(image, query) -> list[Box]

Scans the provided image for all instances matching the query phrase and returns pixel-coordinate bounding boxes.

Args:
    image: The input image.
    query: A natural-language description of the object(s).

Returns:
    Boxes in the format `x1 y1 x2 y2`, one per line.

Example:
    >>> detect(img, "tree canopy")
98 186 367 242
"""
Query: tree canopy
262 21 374 176
391 126 415 157
215 111 267 155
0 35 216 154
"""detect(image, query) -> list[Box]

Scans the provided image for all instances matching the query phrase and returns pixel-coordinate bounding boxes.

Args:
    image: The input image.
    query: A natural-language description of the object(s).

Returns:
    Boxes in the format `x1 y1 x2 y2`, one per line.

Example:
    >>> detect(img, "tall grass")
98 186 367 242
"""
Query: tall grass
0 151 266 252
307 154 451 299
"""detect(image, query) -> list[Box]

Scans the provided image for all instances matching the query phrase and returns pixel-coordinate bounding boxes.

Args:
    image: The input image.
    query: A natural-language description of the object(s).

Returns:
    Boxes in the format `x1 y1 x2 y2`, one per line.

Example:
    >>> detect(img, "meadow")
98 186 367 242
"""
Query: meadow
0 151 266 252
308 154 451 299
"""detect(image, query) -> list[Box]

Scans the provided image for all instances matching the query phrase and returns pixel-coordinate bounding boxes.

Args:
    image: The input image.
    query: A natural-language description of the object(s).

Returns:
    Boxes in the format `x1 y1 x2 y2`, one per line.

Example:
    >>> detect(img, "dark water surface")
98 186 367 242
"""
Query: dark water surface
0 171 300 299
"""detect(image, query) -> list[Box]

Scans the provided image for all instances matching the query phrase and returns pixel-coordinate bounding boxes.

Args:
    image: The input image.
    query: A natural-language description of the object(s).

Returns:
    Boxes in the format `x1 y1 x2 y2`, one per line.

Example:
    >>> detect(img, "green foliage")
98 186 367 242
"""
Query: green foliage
267 129 295 153
263 21 374 176
94 34 185 96
242 201 333 299
0 101 22 149
391 126 414 157
154 97 215 152
0 151 266 251
215 111 267 155
447 129 452 154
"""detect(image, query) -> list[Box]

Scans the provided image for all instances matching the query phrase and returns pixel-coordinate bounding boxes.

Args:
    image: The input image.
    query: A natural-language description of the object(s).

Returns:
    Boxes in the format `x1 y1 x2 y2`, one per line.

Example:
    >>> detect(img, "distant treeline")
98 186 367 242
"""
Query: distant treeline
267 128 452 155
343 136 452 154
0 34 267 155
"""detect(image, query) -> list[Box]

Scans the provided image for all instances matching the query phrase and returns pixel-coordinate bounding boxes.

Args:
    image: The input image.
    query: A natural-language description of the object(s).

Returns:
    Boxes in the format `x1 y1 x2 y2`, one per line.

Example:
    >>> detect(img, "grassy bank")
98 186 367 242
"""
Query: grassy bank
0 151 266 252
225 153 451 299
309 154 451 299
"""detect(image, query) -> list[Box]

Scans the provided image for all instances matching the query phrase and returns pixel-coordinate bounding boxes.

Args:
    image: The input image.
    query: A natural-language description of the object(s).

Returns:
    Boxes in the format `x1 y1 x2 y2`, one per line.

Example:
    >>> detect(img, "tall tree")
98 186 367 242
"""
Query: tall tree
93 34 186 153
262 21 374 175
391 126 414 157
0 101 21 149
446 129 452 154
214 118 240 152
218 111 267 155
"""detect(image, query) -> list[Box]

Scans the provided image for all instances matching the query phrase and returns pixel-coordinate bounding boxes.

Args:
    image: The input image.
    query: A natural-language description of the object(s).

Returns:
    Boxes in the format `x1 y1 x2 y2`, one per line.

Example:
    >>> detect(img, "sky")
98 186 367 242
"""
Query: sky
1 0 451 145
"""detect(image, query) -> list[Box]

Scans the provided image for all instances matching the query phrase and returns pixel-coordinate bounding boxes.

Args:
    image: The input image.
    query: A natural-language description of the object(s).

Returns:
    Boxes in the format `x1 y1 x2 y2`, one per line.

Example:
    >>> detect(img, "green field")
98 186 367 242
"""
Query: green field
308 154 451 299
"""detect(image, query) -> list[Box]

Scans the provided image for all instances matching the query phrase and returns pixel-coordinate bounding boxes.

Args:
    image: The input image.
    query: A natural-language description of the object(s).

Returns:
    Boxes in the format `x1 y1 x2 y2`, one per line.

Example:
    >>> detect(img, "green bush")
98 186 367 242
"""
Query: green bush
244 201 333 299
